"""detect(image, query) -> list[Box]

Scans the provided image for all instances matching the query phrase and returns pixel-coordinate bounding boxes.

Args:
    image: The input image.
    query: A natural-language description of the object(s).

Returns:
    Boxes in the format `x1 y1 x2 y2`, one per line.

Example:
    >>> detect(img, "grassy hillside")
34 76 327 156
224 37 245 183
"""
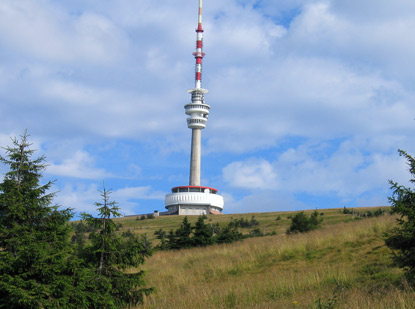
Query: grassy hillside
101 207 414 308
113 207 388 243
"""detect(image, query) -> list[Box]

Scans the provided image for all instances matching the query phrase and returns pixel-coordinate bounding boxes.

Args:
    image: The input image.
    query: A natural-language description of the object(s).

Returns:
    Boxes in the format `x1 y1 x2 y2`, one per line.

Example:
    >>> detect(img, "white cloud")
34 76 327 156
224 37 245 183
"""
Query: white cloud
112 186 164 201
223 159 278 189
54 183 99 216
0 1 128 63
47 150 108 179
111 186 165 216
284 1 415 80
222 139 409 206
208 57 414 153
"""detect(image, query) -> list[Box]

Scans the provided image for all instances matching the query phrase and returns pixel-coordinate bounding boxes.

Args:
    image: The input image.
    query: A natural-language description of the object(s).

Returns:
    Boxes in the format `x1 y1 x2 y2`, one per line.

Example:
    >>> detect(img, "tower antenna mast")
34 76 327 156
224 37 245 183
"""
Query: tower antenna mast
185 0 210 186
194 0 205 89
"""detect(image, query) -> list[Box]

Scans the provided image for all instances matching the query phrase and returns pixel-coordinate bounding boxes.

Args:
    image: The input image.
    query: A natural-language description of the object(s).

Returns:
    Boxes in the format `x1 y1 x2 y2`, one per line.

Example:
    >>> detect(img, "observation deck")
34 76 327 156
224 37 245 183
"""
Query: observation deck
186 88 209 129
165 186 224 215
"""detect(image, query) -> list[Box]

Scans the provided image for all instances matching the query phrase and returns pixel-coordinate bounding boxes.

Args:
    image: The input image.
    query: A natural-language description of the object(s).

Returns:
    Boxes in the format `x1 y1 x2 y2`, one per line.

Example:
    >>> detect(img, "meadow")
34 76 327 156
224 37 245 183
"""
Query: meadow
116 208 415 308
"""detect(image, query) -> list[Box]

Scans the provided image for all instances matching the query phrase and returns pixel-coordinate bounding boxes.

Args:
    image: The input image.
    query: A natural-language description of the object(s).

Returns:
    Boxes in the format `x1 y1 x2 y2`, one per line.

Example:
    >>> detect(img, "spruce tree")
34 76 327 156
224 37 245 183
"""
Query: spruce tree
386 149 415 284
166 229 177 249
286 211 322 234
0 131 80 307
174 216 193 249
216 224 244 244
81 185 153 307
193 216 214 246
154 228 169 250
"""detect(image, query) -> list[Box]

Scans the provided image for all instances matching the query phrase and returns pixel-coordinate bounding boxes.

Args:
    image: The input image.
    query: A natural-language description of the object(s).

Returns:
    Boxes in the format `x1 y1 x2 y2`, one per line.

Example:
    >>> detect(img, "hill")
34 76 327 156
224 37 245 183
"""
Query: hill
111 207 387 242
98 207 413 308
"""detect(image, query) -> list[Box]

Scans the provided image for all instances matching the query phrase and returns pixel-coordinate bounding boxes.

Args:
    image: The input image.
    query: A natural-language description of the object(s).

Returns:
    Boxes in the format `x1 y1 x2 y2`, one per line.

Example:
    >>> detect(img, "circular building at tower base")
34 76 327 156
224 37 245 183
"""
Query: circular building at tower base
164 186 224 215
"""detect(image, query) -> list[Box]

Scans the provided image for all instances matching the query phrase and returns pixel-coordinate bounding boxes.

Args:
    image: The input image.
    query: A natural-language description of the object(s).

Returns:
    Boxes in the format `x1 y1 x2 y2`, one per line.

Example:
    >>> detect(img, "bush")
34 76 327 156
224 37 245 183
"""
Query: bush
373 208 385 217
342 206 353 214
287 211 323 234
216 225 244 244
249 228 263 237
229 216 259 228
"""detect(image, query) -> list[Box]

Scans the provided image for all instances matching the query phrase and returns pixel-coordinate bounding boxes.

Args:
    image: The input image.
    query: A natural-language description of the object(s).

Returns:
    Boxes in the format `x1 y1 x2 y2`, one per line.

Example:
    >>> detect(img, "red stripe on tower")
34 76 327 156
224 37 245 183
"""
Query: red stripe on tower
196 72 201 80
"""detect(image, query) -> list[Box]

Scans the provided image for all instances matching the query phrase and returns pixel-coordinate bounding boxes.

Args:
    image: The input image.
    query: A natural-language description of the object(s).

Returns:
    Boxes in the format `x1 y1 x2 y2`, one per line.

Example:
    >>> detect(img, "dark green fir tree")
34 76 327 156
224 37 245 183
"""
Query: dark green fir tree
173 216 193 249
386 150 415 285
81 185 153 307
193 216 214 247
0 131 82 308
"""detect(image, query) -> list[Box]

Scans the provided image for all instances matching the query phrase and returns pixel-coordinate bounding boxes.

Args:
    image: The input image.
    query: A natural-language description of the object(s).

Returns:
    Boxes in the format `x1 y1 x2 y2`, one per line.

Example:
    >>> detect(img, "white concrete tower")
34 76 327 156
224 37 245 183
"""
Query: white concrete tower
186 0 209 186
164 0 224 216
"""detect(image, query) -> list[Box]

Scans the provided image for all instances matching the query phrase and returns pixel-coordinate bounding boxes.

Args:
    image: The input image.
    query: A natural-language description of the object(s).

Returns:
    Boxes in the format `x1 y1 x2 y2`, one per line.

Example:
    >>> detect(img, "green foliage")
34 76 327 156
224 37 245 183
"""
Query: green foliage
343 206 385 218
137 213 155 221
342 206 353 214
167 229 177 248
287 211 323 234
193 216 214 247
249 228 264 237
155 216 244 250
140 233 152 251
229 216 259 228
154 228 169 250
80 185 154 307
173 216 194 249
385 149 415 285
0 132 85 308
373 208 385 217
216 225 244 244
209 222 221 234
71 221 93 256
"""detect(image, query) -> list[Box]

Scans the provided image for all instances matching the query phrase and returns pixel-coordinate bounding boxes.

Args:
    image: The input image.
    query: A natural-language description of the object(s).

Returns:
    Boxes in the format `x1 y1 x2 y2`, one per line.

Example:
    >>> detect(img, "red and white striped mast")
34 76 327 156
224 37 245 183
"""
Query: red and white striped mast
194 0 205 89
185 0 210 186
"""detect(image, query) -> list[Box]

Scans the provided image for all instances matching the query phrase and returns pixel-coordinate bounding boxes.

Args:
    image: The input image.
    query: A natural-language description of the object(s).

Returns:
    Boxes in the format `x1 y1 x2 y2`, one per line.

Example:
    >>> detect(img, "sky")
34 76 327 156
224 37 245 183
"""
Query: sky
0 0 414 217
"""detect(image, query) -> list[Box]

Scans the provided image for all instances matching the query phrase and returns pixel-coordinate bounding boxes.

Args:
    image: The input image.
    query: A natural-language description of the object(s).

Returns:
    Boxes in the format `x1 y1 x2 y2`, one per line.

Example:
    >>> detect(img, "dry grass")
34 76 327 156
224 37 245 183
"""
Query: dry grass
136 215 415 308
113 206 390 242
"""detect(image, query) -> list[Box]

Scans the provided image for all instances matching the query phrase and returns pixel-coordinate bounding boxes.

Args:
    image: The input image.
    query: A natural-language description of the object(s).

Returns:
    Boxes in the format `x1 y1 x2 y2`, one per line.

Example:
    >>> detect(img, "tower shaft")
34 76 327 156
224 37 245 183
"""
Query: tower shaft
189 128 201 186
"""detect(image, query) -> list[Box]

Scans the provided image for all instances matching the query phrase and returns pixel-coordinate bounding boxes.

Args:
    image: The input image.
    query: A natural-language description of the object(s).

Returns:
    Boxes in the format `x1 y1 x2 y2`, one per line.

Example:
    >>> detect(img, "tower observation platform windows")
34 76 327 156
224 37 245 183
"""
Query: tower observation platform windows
171 186 218 194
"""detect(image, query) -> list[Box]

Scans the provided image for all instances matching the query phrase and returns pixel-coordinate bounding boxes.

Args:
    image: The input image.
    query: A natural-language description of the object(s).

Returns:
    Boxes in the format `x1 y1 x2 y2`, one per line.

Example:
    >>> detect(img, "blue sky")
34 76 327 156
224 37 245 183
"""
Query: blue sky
0 0 414 216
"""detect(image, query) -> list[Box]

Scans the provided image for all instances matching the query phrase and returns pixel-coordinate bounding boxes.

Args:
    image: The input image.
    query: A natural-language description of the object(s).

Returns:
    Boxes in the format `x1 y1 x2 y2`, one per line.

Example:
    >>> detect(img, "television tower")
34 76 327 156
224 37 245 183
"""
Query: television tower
164 0 224 216
186 0 209 186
